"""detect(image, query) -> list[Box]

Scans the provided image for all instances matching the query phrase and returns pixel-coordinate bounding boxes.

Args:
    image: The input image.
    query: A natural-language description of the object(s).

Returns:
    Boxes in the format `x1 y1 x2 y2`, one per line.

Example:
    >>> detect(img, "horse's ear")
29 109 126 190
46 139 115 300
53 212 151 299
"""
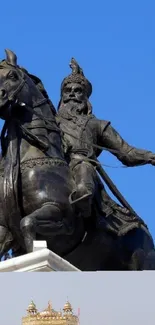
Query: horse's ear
5 49 17 66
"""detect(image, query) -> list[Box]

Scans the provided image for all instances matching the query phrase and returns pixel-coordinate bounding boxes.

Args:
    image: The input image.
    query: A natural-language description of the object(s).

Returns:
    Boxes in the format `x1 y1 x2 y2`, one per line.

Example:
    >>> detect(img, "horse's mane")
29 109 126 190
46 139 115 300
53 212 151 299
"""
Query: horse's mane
0 61 58 157
20 66 56 115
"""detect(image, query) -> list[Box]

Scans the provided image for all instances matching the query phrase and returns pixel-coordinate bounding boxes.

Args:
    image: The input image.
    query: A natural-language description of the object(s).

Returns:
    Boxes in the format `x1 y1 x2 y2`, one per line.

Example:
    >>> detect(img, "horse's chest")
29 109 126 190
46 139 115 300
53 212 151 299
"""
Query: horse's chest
20 140 44 163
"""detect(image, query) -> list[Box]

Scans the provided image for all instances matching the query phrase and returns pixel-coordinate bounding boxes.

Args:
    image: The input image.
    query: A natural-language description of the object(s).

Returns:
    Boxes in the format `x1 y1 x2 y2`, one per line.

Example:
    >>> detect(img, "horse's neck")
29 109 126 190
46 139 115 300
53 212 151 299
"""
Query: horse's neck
19 102 65 163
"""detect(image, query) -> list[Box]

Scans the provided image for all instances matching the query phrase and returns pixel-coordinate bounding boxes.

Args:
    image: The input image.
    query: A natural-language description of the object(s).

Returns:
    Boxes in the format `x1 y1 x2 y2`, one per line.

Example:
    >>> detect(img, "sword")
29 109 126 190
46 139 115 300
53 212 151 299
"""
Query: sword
96 160 140 219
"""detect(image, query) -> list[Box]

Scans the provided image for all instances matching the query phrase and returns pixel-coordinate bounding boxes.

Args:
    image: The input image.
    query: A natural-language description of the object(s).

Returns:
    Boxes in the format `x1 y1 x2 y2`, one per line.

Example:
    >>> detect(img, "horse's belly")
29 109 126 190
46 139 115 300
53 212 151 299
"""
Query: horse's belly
21 160 73 215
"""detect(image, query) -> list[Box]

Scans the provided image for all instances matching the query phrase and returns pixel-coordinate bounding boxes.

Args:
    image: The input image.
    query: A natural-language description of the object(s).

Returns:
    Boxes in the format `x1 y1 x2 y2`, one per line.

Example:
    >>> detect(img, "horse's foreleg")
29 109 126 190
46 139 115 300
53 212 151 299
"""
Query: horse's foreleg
20 202 64 253
20 215 36 253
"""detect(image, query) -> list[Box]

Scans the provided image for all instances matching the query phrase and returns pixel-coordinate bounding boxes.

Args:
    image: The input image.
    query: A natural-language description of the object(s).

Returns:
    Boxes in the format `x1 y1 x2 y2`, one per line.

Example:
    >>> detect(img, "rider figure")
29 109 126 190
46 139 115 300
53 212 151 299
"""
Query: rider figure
57 58 155 218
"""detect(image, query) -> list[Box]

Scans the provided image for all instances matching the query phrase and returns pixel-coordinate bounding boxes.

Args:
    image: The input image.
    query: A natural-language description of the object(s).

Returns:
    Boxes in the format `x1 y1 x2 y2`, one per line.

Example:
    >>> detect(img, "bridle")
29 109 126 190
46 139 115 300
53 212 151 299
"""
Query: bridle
7 68 48 107
0 68 57 153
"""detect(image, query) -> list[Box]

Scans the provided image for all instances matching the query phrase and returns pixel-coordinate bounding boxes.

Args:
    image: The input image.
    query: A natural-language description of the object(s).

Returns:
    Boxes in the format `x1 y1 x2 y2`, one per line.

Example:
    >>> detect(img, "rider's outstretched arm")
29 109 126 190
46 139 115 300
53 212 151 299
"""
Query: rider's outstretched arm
98 121 155 167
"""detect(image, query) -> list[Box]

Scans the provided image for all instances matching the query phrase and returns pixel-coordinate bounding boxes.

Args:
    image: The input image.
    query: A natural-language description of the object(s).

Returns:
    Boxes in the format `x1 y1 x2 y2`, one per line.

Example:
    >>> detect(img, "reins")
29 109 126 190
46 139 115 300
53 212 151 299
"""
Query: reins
13 101 146 170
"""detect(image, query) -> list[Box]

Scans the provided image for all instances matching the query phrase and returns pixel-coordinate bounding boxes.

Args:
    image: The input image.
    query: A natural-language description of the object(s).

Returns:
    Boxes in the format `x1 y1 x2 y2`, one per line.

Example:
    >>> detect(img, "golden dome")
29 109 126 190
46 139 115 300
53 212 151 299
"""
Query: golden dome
40 310 51 317
27 301 37 313
39 301 59 318
63 301 72 312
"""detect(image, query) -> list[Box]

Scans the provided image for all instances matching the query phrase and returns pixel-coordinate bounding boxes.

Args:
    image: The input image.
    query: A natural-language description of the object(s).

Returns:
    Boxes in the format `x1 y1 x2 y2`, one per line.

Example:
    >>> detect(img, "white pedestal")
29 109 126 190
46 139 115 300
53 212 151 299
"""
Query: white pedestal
0 241 80 272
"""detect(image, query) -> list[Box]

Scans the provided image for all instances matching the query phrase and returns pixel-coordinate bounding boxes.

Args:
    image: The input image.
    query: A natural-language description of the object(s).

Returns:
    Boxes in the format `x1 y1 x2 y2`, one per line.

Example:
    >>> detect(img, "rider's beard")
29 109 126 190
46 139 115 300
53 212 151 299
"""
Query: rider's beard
58 99 87 115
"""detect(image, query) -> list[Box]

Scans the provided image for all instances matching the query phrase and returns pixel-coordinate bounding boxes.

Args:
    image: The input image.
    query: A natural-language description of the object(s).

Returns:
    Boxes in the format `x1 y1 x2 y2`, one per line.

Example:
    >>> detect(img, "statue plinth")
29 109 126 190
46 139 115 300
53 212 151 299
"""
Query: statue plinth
0 241 80 272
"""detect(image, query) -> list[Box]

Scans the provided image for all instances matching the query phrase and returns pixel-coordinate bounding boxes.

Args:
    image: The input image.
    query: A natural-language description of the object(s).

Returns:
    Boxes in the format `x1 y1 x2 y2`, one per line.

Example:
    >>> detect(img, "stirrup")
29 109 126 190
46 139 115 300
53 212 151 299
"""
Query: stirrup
69 191 92 218
69 190 92 206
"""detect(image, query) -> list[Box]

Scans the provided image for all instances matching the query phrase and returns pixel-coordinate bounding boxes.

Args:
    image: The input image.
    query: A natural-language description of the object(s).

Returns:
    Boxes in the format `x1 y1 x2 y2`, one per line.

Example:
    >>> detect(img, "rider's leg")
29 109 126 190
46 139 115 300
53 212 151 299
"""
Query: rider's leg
69 160 96 218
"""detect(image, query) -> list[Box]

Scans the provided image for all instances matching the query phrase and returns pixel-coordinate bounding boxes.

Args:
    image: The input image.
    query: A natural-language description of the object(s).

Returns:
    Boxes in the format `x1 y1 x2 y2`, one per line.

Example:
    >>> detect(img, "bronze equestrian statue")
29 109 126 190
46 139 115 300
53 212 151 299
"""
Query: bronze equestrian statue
0 49 155 270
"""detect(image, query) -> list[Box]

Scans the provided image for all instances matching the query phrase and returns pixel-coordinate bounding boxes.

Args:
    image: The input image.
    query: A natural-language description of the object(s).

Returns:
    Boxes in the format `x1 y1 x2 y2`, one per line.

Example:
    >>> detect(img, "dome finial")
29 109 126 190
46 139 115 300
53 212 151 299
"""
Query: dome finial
48 300 52 311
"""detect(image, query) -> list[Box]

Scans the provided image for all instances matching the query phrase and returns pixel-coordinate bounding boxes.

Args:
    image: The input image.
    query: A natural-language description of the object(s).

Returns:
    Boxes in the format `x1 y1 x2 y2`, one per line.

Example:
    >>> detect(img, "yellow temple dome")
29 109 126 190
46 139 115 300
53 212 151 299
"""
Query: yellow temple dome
63 301 72 312
39 301 59 318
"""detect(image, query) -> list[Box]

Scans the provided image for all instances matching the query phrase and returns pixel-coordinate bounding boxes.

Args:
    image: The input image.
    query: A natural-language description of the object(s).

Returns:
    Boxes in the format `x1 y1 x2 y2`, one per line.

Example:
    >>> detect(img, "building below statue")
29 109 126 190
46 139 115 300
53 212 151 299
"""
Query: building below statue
22 300 79 325
0 241 80 272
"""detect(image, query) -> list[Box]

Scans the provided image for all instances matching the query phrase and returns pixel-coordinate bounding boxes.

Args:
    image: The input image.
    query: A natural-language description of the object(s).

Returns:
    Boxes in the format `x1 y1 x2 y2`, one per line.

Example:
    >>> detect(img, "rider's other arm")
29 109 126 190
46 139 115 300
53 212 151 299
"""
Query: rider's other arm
98 121 155 167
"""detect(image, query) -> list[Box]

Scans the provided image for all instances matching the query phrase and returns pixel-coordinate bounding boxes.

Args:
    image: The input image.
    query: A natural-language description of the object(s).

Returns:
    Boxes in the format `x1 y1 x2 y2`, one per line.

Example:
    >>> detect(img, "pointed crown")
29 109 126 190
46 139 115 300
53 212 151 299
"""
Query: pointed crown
61 58 92 98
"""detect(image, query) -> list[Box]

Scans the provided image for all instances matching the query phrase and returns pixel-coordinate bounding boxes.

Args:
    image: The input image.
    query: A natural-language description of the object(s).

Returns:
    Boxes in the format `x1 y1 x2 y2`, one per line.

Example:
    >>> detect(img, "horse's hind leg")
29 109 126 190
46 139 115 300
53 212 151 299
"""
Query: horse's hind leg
0 225 13 259
130 248 155 270
20 202 64 253
12 244 26 257
122 227 155 270
142 249 155 270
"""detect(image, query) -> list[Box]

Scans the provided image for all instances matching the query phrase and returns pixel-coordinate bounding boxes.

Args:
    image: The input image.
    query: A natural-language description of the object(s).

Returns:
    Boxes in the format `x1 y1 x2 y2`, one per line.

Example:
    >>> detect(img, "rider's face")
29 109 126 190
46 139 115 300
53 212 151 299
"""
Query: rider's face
62 83 87 104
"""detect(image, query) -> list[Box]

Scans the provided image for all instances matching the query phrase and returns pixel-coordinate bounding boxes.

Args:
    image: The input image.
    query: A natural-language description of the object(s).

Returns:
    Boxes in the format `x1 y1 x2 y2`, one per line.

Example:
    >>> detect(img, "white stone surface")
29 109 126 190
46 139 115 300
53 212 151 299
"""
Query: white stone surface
33 240 47 251
0 243 80 272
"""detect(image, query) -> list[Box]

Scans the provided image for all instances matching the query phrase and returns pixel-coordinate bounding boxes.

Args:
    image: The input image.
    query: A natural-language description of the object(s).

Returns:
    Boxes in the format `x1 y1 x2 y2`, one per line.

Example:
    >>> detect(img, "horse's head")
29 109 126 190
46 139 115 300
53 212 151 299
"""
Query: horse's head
0 49 48 120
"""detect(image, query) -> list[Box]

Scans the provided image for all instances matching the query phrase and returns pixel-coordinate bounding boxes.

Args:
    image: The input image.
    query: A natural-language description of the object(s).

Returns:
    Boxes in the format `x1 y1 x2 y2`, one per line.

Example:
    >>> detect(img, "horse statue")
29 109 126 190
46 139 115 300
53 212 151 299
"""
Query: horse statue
0 49 85 258
0 49 154 270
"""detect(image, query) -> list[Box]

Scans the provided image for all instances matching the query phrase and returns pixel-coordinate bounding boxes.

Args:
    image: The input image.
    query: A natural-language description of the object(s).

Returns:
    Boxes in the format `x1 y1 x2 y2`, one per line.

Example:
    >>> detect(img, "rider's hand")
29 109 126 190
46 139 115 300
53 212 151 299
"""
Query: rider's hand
149 154 155 166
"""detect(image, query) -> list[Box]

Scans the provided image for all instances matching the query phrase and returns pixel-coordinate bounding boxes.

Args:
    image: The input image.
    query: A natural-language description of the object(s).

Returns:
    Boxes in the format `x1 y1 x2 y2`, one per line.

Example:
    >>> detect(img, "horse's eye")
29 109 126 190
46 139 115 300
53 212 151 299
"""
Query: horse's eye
7 71 18 80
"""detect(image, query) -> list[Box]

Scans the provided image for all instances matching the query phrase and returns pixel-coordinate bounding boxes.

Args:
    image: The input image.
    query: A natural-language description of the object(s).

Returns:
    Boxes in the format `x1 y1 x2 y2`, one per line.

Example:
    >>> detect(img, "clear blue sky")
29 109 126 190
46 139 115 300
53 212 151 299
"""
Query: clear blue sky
0 1 155 239
1 272 155 325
